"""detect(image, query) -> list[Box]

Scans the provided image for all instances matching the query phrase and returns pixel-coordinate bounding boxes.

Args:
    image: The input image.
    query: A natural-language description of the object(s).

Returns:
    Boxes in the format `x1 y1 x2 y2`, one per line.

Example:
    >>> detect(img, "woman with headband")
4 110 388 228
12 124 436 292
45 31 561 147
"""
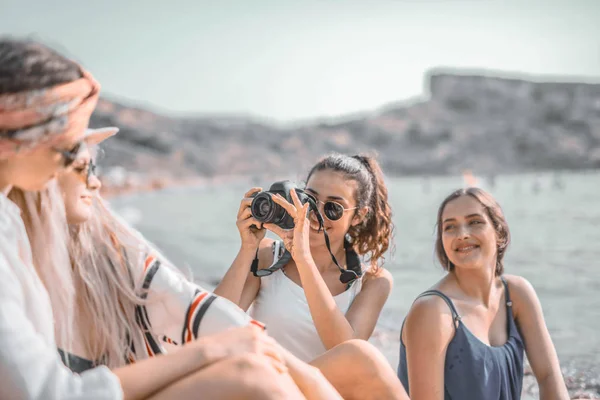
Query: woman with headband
0 38 322 400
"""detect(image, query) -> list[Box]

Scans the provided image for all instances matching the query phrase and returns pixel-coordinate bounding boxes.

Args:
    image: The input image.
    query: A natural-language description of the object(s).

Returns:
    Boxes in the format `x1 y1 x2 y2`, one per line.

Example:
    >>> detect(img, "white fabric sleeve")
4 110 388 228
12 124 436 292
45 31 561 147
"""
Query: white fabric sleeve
0 248 123 400
139 254 256 346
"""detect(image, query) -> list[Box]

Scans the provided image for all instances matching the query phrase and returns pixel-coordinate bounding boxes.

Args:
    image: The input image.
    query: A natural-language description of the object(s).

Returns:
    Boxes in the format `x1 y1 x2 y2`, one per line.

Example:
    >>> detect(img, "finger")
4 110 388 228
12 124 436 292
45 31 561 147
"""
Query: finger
237 207 253 222
270 194 297 216
263 223 287 239
296 202 311 230
289 188 303 209
237 197 256 217
257 353 288 374
241 217 264 231
244 187 262 198
259 339 286 365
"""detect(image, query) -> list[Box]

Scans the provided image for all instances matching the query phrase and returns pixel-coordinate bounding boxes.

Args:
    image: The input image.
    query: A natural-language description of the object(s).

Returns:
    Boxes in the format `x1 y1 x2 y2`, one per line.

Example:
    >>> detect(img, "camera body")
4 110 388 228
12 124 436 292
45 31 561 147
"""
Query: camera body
250 180 315 230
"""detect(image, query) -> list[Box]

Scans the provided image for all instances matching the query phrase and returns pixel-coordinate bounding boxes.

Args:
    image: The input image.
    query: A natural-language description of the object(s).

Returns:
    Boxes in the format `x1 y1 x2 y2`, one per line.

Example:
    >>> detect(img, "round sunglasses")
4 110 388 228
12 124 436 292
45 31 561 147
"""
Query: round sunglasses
315 199 358 221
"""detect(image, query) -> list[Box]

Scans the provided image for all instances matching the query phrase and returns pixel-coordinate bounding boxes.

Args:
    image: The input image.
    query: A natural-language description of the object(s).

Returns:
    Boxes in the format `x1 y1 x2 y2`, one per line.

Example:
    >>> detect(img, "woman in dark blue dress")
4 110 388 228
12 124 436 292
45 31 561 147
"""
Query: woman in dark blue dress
398 187 569 399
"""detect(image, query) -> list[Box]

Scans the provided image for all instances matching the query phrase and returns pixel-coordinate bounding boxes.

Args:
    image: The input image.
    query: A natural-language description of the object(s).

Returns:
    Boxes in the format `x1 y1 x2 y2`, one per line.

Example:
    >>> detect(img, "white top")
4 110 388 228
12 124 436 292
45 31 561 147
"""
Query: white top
250 241 363 362
0 192 123 400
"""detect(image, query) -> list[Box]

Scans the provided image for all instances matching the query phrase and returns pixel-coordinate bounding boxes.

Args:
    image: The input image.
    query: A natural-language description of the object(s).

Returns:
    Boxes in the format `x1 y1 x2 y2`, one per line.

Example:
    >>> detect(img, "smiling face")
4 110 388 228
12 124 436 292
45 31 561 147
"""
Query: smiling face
304 169 365 247
440 195 500 273
56 147 101 225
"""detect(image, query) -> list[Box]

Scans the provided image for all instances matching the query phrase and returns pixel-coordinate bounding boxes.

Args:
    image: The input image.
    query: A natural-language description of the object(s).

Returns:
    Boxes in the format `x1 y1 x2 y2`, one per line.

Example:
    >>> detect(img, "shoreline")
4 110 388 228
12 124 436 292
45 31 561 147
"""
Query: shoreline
110 177 599 399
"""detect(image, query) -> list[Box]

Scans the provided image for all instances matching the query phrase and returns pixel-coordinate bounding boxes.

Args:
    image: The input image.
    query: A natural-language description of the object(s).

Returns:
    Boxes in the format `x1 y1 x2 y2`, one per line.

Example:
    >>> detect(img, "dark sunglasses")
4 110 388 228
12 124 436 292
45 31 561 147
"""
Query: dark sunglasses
316 199 358 221
74 159 97 186
53 142 83 168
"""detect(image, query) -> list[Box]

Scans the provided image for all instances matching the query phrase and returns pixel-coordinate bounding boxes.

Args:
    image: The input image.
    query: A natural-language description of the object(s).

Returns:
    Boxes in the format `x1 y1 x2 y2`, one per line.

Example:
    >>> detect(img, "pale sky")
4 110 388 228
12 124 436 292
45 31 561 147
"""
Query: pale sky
1 0 599 121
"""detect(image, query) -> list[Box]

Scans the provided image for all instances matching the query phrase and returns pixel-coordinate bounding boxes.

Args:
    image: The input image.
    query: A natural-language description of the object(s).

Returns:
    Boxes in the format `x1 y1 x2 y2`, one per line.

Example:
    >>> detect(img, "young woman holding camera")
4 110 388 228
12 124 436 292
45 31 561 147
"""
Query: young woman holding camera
214 153 404 398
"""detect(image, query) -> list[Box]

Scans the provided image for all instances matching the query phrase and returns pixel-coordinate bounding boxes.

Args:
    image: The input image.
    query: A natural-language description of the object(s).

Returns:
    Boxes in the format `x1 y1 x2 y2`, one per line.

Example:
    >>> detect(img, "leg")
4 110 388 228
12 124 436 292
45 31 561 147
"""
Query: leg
149 353 306 400
310 339 409 400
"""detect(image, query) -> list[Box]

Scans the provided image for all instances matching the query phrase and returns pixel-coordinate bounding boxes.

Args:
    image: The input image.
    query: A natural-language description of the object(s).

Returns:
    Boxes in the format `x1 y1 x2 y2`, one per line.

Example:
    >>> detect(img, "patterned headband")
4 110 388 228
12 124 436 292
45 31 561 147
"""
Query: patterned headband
0 68 100 160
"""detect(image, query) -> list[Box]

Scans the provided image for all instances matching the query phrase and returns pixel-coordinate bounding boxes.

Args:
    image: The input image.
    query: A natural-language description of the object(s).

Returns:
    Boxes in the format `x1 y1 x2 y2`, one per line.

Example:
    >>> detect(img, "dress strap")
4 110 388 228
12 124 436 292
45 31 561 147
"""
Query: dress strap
416 290 462 327
500 276 513 307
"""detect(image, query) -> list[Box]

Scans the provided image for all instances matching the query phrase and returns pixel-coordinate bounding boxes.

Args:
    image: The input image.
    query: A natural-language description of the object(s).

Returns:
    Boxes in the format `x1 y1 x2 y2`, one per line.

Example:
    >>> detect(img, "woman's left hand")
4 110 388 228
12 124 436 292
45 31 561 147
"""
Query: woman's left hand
263 189 312 262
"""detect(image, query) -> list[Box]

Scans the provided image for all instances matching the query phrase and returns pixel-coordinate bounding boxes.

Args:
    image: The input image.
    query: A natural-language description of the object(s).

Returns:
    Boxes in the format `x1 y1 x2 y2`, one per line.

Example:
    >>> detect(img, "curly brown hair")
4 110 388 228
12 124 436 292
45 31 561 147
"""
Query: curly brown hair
435 187 511 276
306 153 394 272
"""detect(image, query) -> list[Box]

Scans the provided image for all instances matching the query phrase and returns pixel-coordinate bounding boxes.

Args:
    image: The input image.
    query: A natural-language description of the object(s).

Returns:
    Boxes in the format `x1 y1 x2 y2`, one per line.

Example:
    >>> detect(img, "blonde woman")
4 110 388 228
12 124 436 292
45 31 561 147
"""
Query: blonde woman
0 37 320 400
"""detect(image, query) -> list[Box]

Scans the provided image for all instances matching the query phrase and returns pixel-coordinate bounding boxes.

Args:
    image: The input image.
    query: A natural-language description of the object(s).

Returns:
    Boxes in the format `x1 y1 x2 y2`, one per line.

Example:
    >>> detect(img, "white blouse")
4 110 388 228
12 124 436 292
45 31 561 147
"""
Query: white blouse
0 191 123 399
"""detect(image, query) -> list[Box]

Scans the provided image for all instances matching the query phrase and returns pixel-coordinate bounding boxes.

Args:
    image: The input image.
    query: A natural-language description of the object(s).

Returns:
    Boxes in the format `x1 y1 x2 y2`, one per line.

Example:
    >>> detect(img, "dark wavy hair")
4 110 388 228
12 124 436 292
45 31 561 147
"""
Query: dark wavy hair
306 153 394 273
435 187 510 276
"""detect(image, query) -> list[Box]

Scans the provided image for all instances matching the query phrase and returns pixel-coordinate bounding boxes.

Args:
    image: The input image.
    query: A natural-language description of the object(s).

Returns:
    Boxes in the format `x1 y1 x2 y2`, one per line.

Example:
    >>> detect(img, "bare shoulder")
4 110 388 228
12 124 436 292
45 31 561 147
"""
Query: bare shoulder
503 274 538 301
502 274 541 317
362 267 393 292
403 293 455 346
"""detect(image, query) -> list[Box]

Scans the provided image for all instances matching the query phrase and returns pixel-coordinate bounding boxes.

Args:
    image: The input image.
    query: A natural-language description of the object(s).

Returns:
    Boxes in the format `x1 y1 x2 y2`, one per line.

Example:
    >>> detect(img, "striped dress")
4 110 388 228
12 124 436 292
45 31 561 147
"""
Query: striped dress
61 251 263 371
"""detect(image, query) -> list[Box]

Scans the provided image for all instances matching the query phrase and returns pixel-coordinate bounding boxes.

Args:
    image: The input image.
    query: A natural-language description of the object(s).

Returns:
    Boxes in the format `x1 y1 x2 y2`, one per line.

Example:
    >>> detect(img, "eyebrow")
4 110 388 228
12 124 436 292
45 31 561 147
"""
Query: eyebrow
305 188 346 202
442 213 483 224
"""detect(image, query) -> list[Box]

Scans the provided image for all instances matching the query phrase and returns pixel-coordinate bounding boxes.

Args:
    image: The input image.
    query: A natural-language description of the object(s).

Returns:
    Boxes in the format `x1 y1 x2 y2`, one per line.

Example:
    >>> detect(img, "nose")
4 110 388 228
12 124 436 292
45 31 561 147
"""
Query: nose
87 174 102 191
456 224 470 239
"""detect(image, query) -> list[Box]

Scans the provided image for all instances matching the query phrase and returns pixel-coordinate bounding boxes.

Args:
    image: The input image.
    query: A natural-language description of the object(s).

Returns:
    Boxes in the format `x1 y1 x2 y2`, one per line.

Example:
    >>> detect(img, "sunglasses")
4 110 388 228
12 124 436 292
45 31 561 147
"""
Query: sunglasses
53 142 83 168
315 199 358 221
73 159 97 186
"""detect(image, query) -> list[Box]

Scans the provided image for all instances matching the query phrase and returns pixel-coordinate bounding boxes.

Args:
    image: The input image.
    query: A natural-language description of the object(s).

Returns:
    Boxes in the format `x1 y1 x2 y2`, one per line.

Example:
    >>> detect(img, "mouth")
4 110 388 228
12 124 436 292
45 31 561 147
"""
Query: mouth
454 244 479 253
80 196 92 205
309 220 330 233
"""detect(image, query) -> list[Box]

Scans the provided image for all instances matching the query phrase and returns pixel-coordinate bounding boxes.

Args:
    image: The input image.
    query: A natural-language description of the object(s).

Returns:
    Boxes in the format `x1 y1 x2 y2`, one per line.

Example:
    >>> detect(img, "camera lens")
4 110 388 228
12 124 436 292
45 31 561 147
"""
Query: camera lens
251 194 275 222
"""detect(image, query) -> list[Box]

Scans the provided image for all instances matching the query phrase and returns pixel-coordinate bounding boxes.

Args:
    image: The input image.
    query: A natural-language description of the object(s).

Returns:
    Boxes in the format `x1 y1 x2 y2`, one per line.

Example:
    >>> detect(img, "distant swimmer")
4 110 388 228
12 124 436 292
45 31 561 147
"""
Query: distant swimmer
462 169 479 187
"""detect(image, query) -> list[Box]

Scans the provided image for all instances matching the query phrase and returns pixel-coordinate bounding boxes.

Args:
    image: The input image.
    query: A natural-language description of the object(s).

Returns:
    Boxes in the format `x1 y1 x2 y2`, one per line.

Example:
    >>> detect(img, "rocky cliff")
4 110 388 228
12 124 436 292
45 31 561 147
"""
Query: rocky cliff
90 69 600 189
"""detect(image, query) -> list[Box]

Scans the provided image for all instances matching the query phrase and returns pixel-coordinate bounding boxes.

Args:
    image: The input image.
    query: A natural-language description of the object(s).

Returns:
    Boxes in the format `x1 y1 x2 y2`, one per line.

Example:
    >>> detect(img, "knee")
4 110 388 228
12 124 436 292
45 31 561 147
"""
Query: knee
337 339 380 360
334 339 389 377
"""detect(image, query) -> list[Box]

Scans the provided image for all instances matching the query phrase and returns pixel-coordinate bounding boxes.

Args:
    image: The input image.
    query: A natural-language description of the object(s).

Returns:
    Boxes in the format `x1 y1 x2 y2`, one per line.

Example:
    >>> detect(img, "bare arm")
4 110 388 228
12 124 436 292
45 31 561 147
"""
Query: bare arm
506 275 569 400
117 325 287 400
114 341 217 400
403 296 454 400
296 258 393 349
213 244 263 310
213 187 269 310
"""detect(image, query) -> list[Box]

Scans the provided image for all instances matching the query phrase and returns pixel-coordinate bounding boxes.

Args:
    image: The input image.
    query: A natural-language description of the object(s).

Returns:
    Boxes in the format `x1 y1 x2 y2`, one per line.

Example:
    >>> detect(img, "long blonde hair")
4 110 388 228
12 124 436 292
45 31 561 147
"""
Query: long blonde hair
10 184 181 367
7 182 75 355
68 197 149 367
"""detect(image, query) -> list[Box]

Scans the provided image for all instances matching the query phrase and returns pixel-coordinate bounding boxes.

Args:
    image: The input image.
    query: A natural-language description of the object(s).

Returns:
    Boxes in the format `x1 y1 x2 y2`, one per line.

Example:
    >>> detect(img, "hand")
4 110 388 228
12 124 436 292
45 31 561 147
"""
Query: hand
236 187 267 251
193 325 287 373
264 189 312 262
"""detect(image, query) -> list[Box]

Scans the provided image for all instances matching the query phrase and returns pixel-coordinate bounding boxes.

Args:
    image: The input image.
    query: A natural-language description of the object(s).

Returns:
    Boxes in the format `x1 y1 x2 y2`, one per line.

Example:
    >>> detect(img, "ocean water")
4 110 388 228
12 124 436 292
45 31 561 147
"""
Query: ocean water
110 170 600 370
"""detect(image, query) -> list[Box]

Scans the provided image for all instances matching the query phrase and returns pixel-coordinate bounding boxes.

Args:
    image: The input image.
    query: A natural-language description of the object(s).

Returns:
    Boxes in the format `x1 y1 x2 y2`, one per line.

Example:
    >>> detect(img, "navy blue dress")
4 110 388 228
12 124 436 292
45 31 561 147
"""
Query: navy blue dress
398 277 524 399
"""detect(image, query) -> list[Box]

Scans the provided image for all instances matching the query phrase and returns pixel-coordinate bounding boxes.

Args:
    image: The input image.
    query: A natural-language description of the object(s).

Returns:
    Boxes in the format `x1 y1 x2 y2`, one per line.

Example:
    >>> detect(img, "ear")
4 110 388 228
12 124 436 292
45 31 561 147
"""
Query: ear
351 206 369 227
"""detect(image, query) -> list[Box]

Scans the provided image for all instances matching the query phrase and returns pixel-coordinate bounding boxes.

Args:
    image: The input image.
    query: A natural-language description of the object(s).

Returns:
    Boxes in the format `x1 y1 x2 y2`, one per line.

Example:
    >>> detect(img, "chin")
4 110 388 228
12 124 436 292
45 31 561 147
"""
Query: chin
452 258 485 271
67 210 91 225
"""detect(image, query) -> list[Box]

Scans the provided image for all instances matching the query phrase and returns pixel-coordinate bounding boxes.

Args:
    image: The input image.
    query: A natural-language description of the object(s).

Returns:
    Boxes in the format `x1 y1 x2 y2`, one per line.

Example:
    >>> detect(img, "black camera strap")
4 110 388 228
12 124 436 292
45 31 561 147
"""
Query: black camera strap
304 197 360 284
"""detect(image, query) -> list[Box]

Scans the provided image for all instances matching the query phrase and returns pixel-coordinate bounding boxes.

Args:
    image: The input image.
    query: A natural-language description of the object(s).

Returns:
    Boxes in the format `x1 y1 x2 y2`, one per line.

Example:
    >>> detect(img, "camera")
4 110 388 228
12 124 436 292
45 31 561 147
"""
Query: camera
250 180 316 230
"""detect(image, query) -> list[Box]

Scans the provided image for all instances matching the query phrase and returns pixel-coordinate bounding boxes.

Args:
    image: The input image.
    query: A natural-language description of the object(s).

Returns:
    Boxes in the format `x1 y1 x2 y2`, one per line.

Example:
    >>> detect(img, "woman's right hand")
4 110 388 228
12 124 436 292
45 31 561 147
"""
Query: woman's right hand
193 325 287 373
236 187 267 251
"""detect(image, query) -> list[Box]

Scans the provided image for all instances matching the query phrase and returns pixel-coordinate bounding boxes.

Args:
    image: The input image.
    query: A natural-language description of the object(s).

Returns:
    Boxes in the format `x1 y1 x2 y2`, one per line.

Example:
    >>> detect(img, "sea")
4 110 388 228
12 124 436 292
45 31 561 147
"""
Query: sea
109 170 600 396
